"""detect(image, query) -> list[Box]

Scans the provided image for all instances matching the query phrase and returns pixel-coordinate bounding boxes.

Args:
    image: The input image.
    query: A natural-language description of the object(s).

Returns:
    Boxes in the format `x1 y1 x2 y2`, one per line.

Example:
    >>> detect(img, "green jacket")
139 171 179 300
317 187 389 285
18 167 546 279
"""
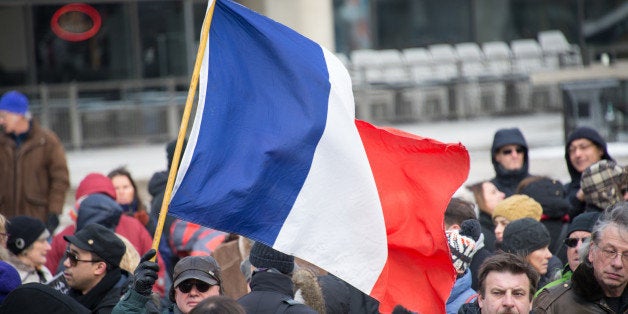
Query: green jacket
534 264 573 298
112 289 180 314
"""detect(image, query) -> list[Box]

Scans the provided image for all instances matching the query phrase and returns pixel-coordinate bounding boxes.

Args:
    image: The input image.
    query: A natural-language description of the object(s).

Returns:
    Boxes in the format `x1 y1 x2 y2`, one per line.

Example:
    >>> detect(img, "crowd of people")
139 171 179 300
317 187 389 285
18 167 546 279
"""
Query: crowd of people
0 88 627 314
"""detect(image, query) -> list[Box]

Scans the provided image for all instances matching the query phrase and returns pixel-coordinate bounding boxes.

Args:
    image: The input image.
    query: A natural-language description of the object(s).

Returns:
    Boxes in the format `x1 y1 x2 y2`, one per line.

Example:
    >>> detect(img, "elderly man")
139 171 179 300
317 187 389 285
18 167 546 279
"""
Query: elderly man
0 90 69 231
490 128 531 196
533 202 628 313
113 254 222 314
63 223 128 313
459 252 539 314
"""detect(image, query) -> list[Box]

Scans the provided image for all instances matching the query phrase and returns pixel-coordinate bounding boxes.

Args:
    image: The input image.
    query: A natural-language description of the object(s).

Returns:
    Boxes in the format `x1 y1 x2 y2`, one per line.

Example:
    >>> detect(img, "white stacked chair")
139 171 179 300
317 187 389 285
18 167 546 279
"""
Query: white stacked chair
511 39 557 111
350 49 396 122
401 47 449 121
538 30 582 68
455 42 506 117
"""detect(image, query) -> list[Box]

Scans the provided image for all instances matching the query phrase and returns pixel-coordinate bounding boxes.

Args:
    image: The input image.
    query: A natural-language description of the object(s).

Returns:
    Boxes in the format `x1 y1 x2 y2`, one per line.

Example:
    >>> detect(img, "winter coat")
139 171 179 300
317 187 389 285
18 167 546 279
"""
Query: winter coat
535 263 572 298
490 128 530 196
538 256 564 290
46 194 166 296
479 212 497 252
0 282 90 314
211 239 249 299
238 270 317 314
469 245 493 291
533 262 628 313
68 268 129 314
0 121 69 223
447 271 477 314
147 170 176 236
457 300 482 314
563 127 613 219
112 288 172 314
317 273 380 314
169 220 225 257
5 253 52 284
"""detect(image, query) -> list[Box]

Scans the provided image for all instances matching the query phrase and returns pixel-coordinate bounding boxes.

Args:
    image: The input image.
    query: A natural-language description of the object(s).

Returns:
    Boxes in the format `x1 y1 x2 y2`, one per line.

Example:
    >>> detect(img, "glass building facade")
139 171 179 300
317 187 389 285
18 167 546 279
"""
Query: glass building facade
1 0 626 87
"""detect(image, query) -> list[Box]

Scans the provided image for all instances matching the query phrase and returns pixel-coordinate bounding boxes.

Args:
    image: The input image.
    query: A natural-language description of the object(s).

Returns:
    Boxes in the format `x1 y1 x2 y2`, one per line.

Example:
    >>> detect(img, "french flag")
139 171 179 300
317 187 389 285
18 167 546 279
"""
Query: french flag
168 0 470 312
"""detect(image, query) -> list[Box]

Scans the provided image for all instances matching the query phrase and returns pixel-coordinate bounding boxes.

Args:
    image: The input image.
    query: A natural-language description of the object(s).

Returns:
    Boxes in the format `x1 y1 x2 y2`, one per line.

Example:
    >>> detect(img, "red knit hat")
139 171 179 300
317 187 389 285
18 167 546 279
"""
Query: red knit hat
75 173 116 201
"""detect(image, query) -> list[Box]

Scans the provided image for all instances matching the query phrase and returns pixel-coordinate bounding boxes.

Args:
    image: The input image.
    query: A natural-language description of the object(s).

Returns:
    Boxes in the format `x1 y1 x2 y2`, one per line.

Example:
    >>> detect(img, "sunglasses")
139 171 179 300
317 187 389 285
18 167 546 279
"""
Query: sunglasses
177 280 213 293
64 250 101 267
500 147 524 155
564 237 589 248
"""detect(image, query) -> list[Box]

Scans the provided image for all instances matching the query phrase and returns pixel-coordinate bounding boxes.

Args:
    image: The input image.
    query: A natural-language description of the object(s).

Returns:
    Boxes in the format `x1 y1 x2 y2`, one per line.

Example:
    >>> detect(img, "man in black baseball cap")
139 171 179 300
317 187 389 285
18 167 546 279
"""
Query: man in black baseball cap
113 254 222 314
62 223 127 313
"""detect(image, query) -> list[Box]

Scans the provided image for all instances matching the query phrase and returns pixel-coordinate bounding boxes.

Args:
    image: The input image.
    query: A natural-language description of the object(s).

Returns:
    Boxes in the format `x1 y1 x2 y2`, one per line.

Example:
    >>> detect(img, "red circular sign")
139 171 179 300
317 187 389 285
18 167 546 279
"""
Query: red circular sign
51 3 102 42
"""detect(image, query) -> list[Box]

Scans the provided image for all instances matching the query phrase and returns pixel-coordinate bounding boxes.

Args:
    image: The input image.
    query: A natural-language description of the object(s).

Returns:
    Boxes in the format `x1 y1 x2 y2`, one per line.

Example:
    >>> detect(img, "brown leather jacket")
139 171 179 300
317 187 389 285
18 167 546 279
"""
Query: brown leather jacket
0 121 69 223
533 263 628 313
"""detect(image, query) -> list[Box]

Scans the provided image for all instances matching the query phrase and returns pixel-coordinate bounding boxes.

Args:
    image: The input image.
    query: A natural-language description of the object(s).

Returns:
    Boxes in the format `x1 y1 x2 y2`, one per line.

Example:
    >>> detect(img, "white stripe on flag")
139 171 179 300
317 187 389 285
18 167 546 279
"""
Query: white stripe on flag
273 48 387 294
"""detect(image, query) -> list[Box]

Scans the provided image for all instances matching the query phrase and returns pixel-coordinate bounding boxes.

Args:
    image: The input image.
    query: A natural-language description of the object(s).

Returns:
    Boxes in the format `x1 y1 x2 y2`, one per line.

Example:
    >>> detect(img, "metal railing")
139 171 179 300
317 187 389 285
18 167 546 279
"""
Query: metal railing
1 77 193 150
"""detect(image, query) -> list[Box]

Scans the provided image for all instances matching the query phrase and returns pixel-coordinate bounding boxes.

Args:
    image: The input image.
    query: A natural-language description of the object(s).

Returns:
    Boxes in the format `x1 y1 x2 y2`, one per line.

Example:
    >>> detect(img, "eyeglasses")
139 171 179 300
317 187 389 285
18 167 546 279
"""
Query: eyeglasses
500 147 524 155
564 237 589 248
568 143 593 154
64 250 101 267
596 244 628 264
177 280 213 293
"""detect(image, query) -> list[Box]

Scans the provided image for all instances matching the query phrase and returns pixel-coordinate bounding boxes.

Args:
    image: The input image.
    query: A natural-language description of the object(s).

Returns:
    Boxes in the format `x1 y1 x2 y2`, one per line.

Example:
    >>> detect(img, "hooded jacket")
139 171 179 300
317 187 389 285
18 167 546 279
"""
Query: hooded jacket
447 271 476 314
563 127 613 218
490 128 530 196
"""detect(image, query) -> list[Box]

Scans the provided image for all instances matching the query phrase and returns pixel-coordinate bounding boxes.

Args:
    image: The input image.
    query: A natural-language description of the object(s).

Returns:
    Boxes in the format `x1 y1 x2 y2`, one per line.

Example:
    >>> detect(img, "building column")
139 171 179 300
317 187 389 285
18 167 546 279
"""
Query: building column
238 0 335 51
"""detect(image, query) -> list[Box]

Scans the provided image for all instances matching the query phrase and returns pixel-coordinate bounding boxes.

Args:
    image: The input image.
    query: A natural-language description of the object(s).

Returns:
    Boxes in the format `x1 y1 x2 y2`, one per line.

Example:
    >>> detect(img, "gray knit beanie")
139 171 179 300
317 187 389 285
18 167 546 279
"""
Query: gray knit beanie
248 242 294 274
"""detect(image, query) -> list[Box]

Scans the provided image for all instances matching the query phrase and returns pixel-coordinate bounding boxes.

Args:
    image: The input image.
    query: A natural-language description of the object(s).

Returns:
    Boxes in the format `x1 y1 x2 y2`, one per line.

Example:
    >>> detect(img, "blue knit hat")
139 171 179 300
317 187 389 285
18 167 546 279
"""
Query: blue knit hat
0 261 21 303
0 91 29 116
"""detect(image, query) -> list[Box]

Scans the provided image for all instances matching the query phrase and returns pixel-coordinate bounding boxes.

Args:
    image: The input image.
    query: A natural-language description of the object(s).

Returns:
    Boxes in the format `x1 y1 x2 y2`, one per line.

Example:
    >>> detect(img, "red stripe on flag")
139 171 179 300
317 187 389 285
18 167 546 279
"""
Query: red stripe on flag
356 120 470 313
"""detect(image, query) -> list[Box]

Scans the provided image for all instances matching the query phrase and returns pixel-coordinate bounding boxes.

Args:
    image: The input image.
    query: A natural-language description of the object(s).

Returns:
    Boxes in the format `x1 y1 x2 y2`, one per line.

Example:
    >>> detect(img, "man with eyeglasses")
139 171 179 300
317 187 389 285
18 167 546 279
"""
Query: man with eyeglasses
113 254 222 314
534 212 601 296
533 202 628 313
490 128 531 197
563 126 613 219
62 223 127 313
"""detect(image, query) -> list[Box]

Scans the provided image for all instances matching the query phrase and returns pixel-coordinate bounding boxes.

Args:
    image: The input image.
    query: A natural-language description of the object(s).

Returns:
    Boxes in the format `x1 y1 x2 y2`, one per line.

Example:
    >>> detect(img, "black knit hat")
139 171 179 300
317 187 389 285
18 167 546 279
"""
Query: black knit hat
460 219 482 242
519 177 571 219
248 242 294 274
567 212 601 236
502 218 550 256
7 216 48 255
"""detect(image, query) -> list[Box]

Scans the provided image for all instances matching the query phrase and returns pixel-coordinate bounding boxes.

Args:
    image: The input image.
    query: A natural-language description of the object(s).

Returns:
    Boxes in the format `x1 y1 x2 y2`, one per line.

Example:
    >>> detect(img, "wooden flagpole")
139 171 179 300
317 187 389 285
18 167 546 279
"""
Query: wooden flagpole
151 0 216 256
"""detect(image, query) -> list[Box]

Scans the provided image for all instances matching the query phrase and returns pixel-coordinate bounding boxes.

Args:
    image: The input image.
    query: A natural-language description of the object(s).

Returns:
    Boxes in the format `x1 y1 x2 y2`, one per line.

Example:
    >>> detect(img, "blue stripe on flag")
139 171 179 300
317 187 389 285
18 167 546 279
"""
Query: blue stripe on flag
169 0 331 244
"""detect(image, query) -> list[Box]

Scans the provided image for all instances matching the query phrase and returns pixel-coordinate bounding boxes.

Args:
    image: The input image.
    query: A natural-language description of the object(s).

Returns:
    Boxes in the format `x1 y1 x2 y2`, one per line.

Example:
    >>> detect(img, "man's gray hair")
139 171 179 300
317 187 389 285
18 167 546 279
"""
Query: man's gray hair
591 202 628 245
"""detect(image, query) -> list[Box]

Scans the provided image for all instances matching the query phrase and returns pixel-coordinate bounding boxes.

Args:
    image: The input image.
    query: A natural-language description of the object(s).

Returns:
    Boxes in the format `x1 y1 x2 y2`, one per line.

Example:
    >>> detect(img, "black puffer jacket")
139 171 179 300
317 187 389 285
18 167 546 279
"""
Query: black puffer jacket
490 128 530 196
